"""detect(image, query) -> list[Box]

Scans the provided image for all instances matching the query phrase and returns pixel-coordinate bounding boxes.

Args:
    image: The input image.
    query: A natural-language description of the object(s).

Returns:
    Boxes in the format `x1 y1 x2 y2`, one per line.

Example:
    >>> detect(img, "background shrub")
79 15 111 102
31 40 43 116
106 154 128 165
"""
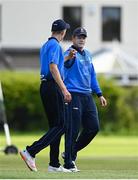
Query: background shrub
0 71 138 134
0 71 47 131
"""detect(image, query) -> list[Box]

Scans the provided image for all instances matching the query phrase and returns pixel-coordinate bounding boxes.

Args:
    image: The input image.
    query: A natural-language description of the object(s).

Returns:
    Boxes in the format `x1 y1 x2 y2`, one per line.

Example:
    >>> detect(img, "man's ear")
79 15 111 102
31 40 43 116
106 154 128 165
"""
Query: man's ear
61 31 64 36
61 30 66 36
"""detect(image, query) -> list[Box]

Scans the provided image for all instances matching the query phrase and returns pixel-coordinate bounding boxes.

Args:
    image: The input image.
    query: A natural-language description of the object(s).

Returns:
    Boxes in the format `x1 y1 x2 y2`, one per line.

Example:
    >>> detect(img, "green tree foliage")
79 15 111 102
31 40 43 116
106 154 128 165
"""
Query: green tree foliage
0 71 46 131
0 71 138 134
95 77 138 134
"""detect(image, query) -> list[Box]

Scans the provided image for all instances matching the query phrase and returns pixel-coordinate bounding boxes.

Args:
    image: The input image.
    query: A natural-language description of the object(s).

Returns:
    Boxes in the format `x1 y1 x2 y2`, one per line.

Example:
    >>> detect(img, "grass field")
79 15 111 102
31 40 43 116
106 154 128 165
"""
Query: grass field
0 133 138 179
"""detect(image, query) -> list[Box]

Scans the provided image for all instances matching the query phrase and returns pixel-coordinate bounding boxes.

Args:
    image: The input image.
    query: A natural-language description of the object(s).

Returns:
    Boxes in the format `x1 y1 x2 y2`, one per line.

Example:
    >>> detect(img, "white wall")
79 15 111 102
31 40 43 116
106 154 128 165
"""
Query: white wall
122 1 138 57
2 0 61 48
1 0 138 57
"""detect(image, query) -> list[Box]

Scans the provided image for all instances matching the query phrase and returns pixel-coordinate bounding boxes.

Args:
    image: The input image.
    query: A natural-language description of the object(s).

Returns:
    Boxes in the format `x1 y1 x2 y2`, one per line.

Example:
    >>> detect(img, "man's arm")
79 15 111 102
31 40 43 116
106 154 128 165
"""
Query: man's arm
50 63 71 102
91 64 107 107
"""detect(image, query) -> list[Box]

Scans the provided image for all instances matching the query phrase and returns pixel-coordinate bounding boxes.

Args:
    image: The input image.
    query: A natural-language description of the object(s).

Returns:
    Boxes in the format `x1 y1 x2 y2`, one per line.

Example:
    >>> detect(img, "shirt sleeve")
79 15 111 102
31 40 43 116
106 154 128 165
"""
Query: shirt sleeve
64 49 76 68
48 43 60 65
91 63 102 97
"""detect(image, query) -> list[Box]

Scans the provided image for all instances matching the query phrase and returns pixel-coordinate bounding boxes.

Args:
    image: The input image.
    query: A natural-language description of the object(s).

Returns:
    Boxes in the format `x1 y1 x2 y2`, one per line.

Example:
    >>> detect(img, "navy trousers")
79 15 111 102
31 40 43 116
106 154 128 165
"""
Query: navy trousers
26 80 65 167
68 92 100 161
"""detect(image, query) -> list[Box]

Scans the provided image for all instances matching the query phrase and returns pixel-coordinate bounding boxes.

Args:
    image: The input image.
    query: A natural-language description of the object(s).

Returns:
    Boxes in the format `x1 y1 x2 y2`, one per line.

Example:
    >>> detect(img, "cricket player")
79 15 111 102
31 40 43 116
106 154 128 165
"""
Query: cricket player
20 19 75 172
63 27 107 170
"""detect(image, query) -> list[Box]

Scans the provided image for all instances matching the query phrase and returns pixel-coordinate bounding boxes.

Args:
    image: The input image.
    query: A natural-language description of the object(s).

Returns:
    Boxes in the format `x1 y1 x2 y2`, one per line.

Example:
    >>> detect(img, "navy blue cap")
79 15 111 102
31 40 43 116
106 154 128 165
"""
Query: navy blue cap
51 19 70 31
73 27 87 37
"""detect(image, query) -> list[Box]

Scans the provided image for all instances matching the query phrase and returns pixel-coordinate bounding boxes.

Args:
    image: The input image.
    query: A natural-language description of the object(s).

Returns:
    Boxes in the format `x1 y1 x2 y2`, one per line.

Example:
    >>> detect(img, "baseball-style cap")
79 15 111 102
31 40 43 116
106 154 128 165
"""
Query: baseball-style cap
51 19 70 31
73 27 87 37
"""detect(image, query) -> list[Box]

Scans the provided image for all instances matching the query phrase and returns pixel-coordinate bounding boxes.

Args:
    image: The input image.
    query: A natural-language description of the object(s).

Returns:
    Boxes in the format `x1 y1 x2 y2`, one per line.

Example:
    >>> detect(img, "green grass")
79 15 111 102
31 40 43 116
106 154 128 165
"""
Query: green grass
0 133 138 179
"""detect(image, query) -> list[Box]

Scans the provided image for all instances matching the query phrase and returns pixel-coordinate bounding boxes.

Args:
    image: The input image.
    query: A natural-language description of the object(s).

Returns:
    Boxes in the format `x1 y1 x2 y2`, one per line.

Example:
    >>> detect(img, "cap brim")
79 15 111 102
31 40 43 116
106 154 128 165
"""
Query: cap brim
78 33 87 37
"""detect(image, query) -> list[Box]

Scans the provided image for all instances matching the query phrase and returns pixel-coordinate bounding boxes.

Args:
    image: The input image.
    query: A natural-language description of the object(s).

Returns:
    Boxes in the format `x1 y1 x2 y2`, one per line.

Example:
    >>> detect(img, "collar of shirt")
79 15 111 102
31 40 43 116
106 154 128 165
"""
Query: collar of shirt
48 37 59 43
71 45 85 56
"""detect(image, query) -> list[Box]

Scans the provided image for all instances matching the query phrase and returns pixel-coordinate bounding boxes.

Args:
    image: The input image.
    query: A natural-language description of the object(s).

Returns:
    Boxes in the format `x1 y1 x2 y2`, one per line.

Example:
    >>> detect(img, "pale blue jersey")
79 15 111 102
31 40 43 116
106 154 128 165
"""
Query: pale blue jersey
64 46 102 96
40 37 64 80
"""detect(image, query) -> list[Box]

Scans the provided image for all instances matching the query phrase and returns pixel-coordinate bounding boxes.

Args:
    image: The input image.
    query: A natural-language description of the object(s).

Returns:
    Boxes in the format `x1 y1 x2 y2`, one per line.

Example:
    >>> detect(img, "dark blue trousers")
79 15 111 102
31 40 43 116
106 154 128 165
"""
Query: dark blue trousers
26 81 65 167
68 92 100 161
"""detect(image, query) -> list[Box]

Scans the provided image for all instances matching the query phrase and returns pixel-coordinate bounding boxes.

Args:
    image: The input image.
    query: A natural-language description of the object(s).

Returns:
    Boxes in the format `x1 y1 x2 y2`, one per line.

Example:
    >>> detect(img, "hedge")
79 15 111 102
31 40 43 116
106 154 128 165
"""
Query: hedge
0 71 138 134
0 71 46 131
96 77 138 134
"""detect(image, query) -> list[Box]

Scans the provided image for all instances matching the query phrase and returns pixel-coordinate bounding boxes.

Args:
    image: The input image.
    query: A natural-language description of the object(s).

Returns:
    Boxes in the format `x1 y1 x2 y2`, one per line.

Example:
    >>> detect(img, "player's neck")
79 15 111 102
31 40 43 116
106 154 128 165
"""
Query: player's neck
52 34 62 42
72 44 84 51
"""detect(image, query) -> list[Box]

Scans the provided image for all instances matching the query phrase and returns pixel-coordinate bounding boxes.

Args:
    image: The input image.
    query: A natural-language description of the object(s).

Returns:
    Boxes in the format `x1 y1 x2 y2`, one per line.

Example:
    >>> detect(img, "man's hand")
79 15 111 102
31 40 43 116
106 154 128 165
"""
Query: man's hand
65 49 77 61
99 96 107 107
62 88 72 102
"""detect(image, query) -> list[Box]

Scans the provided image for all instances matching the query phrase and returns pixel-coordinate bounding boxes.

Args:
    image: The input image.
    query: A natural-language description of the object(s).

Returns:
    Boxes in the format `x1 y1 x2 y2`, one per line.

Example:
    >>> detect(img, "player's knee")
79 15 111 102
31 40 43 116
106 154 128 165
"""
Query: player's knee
87 124 100 136
94 125 100 135
95 124 100 134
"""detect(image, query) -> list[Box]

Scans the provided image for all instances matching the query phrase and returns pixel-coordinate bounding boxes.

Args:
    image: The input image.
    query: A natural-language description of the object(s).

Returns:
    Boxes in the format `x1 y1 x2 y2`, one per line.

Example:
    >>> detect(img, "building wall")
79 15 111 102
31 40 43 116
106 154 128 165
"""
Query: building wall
0 0 138 57
1 0 61 48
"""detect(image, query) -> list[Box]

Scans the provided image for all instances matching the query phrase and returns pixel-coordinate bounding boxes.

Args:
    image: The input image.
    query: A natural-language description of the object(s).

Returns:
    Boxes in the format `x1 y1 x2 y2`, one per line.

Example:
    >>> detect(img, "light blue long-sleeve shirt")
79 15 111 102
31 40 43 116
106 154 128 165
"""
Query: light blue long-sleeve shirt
64 46 102 96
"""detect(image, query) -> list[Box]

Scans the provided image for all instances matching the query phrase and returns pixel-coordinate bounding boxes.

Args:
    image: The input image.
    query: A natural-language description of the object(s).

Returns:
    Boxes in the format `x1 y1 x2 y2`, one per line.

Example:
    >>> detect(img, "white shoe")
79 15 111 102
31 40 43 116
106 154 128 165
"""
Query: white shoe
48 165 72 172
20 150 37 172
70 161 80 172
61 152 80 172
